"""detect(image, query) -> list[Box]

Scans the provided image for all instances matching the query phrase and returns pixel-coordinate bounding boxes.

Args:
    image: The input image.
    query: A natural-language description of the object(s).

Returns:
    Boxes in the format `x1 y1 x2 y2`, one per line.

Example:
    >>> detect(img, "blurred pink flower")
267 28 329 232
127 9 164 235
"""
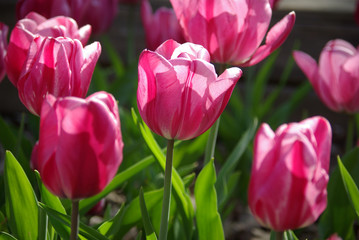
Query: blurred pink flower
293 39 359 113
327 234 343 240
16 36 101 115
137 39 242 140
32 92 123 200
169 0 295 66
0 22 8 82
141 0 185 50
6 12 91 86
248 116 332 231
118 0 139 4
16 0 118 34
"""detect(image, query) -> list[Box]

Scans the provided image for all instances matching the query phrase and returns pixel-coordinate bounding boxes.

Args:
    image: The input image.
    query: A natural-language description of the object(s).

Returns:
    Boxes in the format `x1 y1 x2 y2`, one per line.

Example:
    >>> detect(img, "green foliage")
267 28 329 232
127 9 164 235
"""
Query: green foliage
139 188 158 240
195 159 224 240
4 151 38 240
319 148 359 239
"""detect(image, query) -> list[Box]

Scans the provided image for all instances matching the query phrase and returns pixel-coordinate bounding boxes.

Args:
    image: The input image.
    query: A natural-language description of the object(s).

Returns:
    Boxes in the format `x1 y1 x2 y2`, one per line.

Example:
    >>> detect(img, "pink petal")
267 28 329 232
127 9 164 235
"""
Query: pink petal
242 11 295 67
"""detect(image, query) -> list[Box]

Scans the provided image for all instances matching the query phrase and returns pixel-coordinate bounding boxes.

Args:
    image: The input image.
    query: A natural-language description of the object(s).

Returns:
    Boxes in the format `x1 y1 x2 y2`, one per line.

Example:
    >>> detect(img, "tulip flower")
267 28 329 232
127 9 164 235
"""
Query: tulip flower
0 22 8 82
119 0 139 4
169 0 295 66
31 91 124 200
137 39 242 140
248 116 332 231
15 36 101 116
16 0 118 34
6 12 91 86
293 39 359 113
141 0 185 50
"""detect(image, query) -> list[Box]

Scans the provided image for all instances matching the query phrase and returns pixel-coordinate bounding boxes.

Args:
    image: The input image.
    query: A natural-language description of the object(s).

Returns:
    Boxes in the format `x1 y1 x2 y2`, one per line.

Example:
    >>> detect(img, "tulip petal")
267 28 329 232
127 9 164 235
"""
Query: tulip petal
242 11 296 67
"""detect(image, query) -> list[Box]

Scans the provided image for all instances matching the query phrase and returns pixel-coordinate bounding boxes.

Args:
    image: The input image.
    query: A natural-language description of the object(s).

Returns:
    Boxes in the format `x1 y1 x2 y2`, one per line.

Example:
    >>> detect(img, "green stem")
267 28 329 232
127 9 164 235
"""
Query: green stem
204 117 220 164
70 200 79 240
38 206 48 240
15 112 26 156
275 231 284 240
159 139 175 240
204 63 227 164
345 114 355 152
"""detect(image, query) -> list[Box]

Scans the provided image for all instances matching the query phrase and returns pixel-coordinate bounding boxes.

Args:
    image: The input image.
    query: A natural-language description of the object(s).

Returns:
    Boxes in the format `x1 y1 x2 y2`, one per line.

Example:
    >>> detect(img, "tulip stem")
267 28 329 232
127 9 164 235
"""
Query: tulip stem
159 139 175 240
204 117 220 164
345 114 355 152
275 231 284 240
70 200 79 240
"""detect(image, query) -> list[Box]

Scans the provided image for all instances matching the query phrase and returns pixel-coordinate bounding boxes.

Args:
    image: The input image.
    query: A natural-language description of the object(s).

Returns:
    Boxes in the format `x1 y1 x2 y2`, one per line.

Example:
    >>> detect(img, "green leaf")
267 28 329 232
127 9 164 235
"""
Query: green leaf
79 154 155 214
39 203 109 240
319 148 359 239
98 204 125 237
131 109 194 238
0 232 18 240
139 188 157 240
195 159 224 240
284 230 299 240
337 156 359 217
4 151 38 240
216 118 257 207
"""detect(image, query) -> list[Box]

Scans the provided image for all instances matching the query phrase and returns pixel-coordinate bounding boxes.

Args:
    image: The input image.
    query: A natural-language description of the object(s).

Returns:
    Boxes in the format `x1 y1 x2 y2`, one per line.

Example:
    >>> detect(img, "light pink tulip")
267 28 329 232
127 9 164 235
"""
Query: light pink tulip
16 0 118 34
169 0 295 66
137 39 242 140
293 39 359 113
31 92 123 200
0 23 8 82
16 36 101 116
5 12 91 86
141 0 185 50
248 116 332 231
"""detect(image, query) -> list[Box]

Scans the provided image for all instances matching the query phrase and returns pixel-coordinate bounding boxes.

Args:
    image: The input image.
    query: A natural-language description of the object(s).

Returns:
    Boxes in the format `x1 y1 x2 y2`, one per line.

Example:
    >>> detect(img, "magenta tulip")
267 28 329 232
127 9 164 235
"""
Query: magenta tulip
15 36 101 115
293 39 359 113
0 22 8 82
5 12 91 86
169 0 295 66
16 0 118 34
137 39 242 140
248 116 332 231
31 92 124 200
141 0 185 50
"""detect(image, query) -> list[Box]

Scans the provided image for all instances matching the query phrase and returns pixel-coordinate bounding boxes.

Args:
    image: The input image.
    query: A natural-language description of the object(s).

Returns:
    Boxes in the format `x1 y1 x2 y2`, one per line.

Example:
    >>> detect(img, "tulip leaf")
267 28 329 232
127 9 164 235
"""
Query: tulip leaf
337 156 359 217
39 202 109 240
0 232 18 240
216 118 257 207
139 188 157 240
131 108 194 238
97 204 125 237
319 148 359 240
195 159 224 240
79 154 155 214
4 151 38 240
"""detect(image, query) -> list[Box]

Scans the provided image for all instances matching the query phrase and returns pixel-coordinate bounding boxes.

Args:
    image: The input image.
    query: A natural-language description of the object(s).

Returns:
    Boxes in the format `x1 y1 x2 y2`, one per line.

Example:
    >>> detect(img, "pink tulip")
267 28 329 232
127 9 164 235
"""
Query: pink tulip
0 23 8 82
327 234 343 240
141 0 185 50
15 36 101 115
248 116 332 231
5 12 91 86
31 91 124 200
269 0 280 9
293 39 359 113
169 0 295 66
16 0 118 34
137 39 242 140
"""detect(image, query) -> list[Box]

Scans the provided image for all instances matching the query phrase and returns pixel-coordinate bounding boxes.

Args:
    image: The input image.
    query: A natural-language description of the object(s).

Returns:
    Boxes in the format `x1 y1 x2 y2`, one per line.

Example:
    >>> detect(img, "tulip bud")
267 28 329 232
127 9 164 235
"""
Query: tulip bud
169 0 295 66
16 36 101 115
248 116 332 231
0 22 8 82
293 39 359 113
137 39 242 140
32 92 124 200
6 12 91 86
141 0 185 50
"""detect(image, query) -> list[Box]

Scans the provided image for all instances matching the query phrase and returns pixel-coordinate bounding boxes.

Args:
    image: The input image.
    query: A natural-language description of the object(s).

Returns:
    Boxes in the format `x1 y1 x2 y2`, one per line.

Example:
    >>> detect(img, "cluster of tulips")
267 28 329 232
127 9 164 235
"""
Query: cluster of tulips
0 0 358 239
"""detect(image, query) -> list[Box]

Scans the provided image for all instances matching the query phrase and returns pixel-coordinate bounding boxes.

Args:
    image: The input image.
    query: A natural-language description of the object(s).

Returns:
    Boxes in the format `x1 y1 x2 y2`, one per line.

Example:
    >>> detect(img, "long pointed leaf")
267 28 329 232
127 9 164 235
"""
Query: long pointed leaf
139 188 157 240
4 151 38 240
